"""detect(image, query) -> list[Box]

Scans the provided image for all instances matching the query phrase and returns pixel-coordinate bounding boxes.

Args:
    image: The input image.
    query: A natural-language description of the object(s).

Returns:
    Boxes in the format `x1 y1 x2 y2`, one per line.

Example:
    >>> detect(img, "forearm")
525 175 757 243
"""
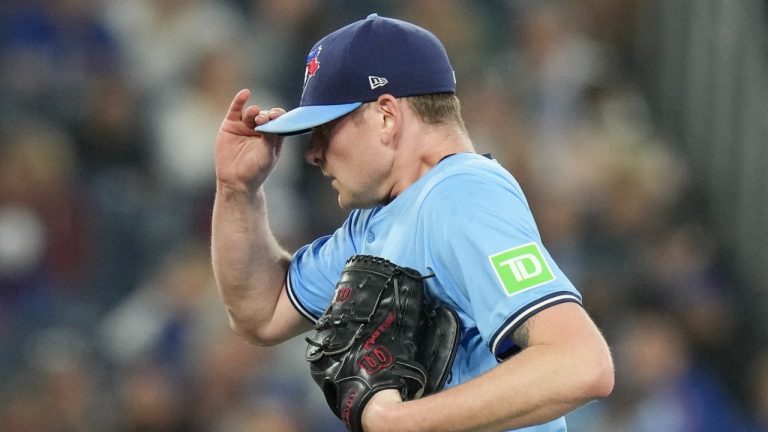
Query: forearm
365 304 614 432
398 344 608 431
211 182 292 343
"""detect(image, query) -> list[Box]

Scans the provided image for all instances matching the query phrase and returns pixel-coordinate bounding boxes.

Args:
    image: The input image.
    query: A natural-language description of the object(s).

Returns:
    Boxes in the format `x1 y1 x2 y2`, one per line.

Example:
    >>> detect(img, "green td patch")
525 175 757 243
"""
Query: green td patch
489 242 556 296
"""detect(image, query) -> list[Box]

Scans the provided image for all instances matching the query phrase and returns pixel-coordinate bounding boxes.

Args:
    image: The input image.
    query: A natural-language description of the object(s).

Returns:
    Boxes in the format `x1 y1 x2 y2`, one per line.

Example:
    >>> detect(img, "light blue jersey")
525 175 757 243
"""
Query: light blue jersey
287 153 581 431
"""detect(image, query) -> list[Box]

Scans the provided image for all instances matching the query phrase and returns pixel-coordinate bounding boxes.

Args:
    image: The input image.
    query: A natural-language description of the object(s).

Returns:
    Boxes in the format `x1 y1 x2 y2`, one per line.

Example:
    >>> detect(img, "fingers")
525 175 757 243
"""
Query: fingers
225 89 252 121
241 106 281 131
253 107 286 126
243 104 262 129
268 108 286 119
224 89 286 132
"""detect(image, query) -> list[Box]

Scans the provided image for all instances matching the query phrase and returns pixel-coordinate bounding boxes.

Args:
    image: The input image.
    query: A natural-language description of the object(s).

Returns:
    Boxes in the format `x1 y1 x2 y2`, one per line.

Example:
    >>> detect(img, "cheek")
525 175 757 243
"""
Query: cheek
329 123 390 187
348 146 378 173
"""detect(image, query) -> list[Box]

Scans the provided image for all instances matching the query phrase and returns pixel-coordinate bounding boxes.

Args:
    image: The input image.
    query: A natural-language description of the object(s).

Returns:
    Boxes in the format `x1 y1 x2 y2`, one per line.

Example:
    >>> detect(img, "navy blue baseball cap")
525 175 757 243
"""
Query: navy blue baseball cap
256 13 456 136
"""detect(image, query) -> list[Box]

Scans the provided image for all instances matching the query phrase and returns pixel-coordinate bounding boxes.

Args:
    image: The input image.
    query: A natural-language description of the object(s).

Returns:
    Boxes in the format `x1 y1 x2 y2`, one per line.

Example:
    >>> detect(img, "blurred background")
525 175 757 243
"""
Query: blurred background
0 0 766 431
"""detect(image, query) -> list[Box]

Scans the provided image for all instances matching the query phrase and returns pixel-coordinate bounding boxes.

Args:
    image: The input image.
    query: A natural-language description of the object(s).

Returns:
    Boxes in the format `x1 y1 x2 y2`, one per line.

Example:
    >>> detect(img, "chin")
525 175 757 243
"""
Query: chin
338 194 378 210
337 194 353 210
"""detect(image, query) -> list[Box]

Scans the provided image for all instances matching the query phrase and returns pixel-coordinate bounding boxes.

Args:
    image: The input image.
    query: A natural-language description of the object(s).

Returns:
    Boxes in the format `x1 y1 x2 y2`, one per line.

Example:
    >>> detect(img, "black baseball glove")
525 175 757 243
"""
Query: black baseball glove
305 255 460 432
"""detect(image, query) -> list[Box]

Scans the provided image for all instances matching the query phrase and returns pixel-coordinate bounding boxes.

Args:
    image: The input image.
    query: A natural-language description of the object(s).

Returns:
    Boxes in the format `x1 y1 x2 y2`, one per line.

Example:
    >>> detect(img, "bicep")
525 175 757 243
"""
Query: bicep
512 301 615 398
512 302 608 351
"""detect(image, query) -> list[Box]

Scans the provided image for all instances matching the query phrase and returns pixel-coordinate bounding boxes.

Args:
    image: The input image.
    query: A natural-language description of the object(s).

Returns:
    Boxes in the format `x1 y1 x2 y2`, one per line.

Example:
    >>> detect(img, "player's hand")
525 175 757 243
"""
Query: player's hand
215 89 286 192
361 390 402 432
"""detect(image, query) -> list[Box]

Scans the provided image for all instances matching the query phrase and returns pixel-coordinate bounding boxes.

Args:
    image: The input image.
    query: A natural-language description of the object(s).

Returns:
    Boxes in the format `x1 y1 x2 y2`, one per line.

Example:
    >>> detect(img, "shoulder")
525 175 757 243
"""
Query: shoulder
420 154 528 215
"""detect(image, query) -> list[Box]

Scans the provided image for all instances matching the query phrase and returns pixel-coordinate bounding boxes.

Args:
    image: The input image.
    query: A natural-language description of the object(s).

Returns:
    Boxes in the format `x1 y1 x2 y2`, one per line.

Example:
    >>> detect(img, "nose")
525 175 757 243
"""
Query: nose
305 131 324 166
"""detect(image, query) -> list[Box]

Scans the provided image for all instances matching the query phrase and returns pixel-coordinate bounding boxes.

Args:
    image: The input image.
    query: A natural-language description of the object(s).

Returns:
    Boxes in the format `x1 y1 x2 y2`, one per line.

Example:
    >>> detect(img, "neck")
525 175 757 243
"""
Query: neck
387 123 474 199
419 122 474 171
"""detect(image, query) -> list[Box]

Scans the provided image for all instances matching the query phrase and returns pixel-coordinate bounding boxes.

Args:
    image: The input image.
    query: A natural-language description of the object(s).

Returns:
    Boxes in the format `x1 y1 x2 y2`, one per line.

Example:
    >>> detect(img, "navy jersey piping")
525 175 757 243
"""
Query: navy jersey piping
489 291 582 362
285 270 320 324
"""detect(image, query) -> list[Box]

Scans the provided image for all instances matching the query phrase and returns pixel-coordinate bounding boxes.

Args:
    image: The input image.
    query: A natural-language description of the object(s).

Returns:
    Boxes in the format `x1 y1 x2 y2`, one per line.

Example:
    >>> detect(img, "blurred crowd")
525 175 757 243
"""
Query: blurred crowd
0 0 766 431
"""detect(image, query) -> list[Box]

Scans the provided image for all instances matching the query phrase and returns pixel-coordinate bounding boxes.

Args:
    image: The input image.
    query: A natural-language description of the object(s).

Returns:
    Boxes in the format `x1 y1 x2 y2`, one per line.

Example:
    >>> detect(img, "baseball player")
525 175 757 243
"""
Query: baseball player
212 14 613 432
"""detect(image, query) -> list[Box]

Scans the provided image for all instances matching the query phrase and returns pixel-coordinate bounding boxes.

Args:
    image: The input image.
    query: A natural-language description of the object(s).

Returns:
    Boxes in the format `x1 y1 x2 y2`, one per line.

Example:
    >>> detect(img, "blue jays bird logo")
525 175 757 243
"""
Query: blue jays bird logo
303 45 322 94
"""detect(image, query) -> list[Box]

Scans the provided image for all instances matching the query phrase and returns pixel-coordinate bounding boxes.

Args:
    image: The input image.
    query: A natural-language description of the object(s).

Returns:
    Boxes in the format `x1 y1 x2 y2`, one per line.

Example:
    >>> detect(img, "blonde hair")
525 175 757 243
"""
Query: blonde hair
404 93 465 130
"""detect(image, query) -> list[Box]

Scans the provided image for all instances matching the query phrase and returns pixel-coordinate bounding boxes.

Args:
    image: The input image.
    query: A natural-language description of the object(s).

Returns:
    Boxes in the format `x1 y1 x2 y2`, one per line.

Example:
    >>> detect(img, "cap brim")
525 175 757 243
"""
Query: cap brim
255 102 363 136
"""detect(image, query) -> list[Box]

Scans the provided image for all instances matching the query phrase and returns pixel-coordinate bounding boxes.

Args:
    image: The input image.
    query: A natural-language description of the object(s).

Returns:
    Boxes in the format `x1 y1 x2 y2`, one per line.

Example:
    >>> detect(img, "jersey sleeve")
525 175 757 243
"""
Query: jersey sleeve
421 169 582 362
287 211 362 323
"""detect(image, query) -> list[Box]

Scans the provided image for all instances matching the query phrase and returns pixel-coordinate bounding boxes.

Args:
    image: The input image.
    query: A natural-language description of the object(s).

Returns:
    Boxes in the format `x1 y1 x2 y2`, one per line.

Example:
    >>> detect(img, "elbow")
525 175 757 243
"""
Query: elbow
580 345 615 400
587 357 615 399
227 311 283 347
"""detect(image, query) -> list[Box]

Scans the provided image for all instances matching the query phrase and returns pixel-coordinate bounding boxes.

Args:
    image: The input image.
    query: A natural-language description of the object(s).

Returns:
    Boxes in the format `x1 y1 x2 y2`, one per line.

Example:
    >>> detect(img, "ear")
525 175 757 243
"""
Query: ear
374 94 401 146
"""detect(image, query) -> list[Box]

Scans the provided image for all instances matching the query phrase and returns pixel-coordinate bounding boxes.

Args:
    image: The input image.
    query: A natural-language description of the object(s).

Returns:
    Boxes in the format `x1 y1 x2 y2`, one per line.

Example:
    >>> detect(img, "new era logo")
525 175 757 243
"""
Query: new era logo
368 76 388 89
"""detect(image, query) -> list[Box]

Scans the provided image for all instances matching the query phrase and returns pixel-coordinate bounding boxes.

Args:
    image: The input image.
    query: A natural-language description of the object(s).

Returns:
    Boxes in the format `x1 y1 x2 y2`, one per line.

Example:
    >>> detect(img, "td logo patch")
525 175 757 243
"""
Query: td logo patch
489 242 555 296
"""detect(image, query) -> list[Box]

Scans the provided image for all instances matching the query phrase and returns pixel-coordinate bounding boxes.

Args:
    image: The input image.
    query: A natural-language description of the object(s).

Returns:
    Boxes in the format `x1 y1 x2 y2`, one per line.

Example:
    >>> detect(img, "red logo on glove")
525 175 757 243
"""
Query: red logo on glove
341 389 357 427
359 346 393 374
363 311 395 350
335 286 352 303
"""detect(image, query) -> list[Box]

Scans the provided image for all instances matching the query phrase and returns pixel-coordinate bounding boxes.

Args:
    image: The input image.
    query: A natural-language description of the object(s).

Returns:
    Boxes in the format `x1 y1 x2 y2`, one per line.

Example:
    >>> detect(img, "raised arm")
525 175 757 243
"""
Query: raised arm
363 302 614 431
211 89 312 346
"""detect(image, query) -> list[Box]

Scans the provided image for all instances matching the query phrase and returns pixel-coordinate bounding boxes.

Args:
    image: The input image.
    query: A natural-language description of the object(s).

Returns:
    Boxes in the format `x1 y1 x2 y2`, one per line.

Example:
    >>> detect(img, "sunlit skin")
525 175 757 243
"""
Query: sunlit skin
215 89 286 193
305 105 397 209
303 95 466 210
